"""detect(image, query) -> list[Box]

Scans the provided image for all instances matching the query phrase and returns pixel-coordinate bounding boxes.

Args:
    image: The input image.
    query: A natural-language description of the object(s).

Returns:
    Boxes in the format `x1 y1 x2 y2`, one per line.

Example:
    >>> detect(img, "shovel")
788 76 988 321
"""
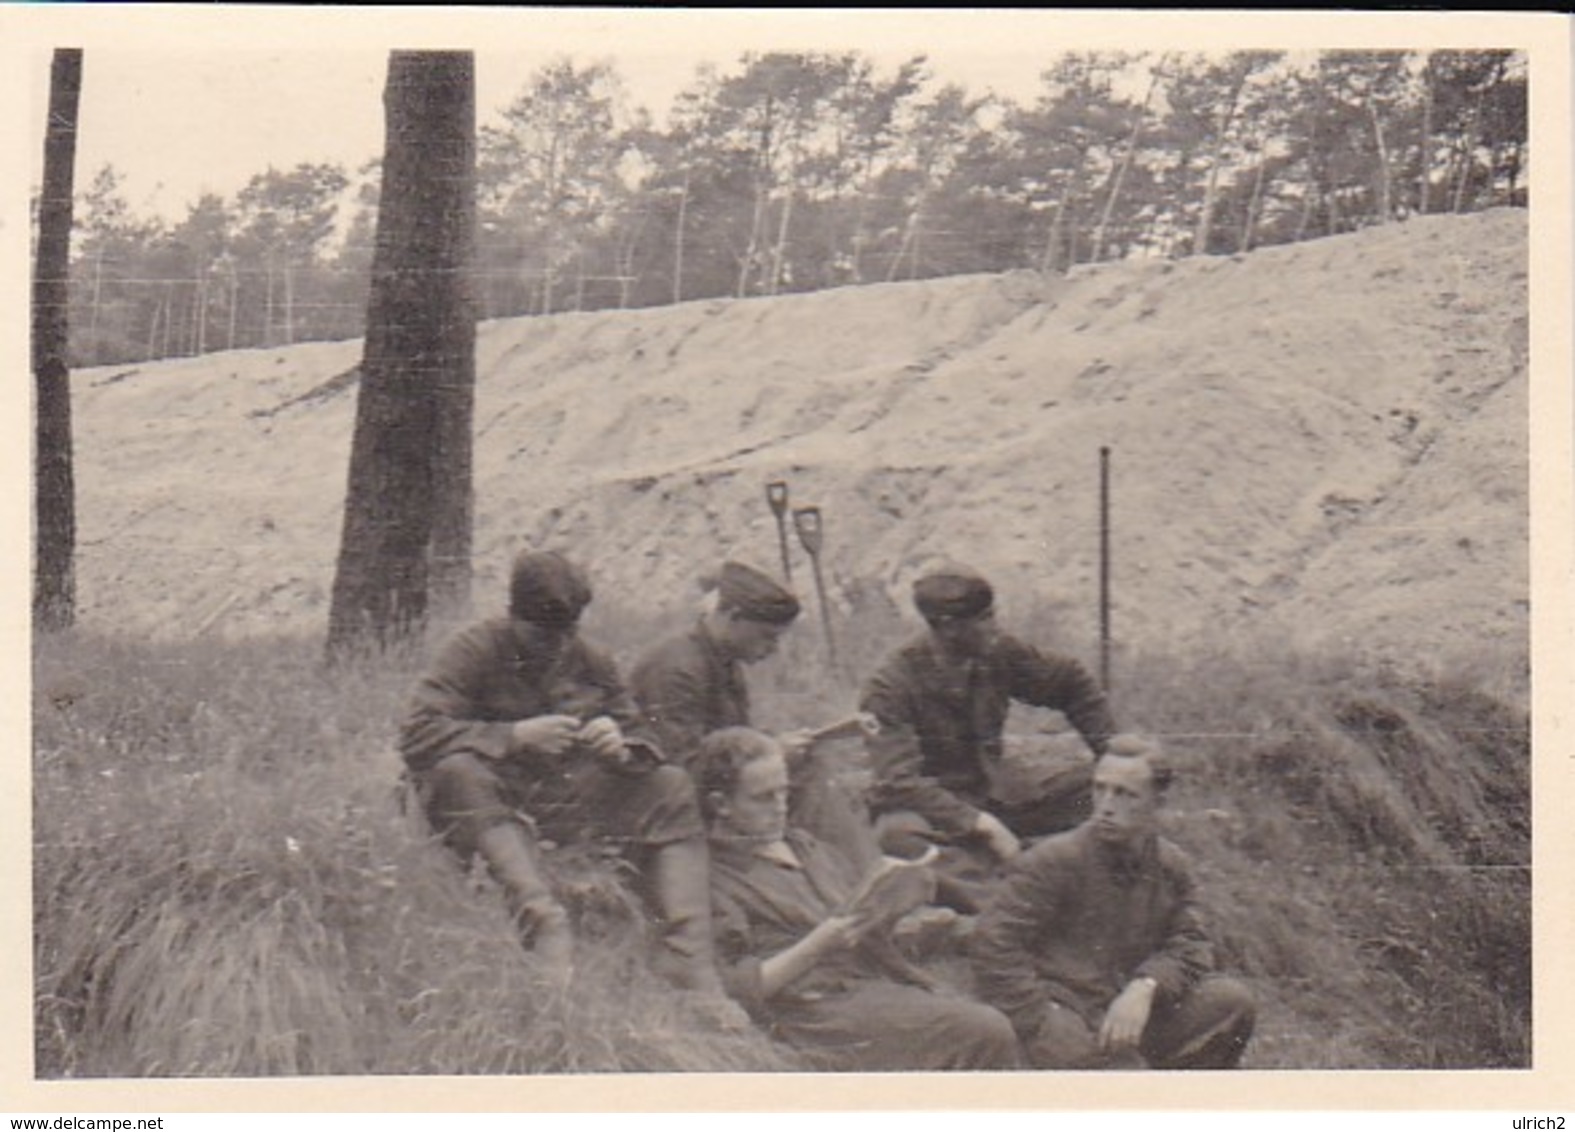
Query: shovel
792 505 838 670
766 480 793 582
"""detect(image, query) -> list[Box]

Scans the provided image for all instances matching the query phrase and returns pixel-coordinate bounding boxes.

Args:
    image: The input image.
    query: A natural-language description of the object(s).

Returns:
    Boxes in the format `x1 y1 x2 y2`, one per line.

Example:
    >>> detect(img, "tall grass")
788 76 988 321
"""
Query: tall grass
32 600 1530 1075
33 629 794 1076
1112 644 1530 1068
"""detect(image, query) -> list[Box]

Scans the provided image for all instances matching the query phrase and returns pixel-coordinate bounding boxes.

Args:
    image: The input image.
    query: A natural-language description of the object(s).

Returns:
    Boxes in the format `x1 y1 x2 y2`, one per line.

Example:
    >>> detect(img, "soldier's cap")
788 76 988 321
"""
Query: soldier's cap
717 560 801 624
509 549 593 628
913 563 994 622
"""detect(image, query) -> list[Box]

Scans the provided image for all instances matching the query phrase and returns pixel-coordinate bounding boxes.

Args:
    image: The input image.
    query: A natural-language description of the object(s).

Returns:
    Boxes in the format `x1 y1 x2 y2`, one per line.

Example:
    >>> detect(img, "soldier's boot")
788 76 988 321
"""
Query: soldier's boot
475 822 575 978
645 837 752 1032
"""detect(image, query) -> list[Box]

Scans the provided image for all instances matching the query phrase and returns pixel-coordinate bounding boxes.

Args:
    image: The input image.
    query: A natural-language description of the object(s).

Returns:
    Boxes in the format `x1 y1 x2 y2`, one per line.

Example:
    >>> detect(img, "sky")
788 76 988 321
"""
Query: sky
18 10 1090 220
13 6 1550 223
53 46 1030 218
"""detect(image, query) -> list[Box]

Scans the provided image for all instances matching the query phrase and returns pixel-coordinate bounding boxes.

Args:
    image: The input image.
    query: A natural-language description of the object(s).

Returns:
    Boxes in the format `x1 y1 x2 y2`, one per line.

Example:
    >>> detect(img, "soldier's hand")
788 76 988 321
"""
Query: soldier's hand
511 714 584 757
1098 977 1157 1053
809 912 870 955
973 810 1023 861
578 715 627 763
777 729 816 764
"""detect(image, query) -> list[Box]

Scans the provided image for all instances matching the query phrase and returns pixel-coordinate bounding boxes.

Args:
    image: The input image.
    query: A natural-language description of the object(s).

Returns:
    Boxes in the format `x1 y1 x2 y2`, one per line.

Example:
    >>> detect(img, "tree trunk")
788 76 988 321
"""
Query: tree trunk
672 172 689 304
34 48 83 632
1238 154 1267 254
1418 74 1434 215
540 257 556 316
162 281 175 357
89 244 104 341
185 280 197 355
263 251 276 347
227 261 239 350
283 261 296 344
848 151 877 283
1194 74 1247 256
768 182 795 296
738 181 769 298
1093 146 1136 263
196 273 208 355
1452 87 1486 214
1039 195 1068 274
328 50 476 655
1194 147 1227 255
1294 178 1318 243
1095 65 1164 264
738 98 774 298
1366 95 1393 223
145 295 161 360
887 193 923 283
616 207 644 310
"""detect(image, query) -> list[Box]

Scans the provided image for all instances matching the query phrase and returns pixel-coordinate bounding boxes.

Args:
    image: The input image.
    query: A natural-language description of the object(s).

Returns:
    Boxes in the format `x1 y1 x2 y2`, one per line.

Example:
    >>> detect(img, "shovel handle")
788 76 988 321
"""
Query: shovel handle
792 506 824 555
767 480 790 517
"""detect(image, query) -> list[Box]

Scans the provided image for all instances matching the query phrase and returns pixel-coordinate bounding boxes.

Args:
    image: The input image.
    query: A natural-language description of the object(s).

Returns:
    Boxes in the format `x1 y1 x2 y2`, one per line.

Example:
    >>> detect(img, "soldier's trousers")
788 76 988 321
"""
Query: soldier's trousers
771 979 1023 1072
420 750 704 857
1024 976 1256 1070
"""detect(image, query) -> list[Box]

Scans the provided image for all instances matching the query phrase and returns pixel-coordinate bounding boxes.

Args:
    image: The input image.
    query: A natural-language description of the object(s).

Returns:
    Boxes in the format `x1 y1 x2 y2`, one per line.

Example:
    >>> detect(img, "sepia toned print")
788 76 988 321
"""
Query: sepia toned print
9 5 1572 1117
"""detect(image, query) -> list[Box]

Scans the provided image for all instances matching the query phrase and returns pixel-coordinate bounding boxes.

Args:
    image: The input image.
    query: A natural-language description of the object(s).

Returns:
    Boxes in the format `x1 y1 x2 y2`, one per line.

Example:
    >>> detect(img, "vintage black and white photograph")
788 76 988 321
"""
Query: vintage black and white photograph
10 4 1572 1113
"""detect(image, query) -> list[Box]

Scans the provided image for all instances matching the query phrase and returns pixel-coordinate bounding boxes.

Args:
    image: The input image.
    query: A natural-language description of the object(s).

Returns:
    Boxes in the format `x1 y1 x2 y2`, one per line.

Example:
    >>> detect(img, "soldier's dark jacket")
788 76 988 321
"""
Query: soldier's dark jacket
709 828 1021 1071
399 616 661 775
629 620 748 769
858 631 1115 834
968 823 1215 1034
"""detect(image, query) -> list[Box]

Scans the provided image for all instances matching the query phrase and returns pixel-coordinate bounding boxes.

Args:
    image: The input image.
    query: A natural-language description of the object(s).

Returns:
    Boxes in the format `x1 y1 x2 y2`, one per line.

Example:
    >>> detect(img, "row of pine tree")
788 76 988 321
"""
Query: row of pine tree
51 48 1526 369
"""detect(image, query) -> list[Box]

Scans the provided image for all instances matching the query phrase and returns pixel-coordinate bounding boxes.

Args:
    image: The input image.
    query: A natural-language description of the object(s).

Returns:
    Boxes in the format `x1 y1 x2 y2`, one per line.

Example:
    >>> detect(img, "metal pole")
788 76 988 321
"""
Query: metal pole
767 480 793 582
1099 446 1112 696
793 506 838 670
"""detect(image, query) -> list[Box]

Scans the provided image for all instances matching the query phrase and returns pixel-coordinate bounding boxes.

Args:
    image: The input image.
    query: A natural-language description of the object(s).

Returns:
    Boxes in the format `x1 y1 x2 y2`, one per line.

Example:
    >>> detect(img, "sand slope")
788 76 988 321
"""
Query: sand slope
70 209 1528 669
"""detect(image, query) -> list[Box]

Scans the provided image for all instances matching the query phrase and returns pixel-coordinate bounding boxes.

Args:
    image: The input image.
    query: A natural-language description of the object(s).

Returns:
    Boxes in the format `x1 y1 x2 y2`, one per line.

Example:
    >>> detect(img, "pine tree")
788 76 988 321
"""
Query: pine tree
34 48 83 633
327 50 476 654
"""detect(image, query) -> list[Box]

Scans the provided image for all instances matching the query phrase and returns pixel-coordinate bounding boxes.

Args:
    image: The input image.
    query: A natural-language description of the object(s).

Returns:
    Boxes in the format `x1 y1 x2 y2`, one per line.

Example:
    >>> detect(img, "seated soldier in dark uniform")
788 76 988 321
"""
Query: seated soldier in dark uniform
398 548 742 1025
969 735 1256 1069
695 726 1023 1071
630 559 805 767
633 559 878 868
860 562 1116 909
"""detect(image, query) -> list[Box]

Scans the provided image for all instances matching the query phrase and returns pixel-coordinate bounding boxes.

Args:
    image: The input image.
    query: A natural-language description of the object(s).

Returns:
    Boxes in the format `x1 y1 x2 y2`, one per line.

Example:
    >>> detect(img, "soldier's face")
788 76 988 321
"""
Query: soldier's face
730 616 791 663
717 751 790 842
519 618 577 665
1091 755 1159 848
930 610 998 659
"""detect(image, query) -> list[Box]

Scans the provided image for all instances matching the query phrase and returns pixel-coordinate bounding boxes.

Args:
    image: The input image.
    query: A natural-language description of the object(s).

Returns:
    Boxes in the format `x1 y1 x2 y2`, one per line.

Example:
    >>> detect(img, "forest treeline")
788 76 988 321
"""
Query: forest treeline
51 47 1526 367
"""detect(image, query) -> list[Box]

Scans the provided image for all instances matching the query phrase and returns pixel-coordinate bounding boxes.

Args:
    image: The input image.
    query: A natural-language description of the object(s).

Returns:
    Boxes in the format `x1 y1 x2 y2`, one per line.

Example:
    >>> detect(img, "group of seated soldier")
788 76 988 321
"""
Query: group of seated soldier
397 548 1255 1071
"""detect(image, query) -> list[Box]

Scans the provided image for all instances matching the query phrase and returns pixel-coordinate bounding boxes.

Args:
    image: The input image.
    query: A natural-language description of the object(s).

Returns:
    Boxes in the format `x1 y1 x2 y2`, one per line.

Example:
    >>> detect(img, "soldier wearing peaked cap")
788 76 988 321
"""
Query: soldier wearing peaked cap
859 562 1116 910
398 548 746 1027
716 559 803 625
631 560 879 869
631 560 803 767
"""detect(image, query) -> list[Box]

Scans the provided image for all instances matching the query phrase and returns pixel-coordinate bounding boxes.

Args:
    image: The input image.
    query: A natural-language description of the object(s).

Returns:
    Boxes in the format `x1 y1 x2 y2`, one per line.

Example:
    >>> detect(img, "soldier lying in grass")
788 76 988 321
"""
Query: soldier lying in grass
695 725 1022 1071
